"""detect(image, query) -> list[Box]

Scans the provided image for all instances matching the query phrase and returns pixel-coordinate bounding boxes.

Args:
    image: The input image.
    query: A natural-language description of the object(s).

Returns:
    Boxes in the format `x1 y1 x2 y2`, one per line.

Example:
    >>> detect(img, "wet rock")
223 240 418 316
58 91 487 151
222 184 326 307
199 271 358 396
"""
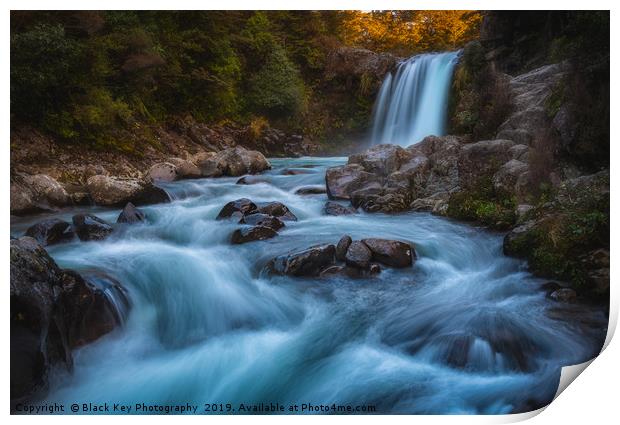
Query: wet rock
10 237 126 402
239 213 284 231
216 198 258 219
348 144 412 176
117 202 146 224
269 244 335 277
550 288 577 303
319 265 345 277
236 176 271 185
325 164 381 200
72 214 113 241
231 226 278 244
361 238 414 268
282 168 315 175
295 186 326 195
540 281 562 296
147 162 178 182
345 241 372 269
255 201 297 221
86 175 170 207
335 235 352 261
324 201 356 216
24 218 74 246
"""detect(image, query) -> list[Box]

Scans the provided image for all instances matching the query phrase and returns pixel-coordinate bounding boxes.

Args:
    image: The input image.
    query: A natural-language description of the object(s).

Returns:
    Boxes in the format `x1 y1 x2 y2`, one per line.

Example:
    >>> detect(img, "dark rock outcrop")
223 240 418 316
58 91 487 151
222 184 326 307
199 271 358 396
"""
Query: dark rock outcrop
295 186 326 195
216 198 258 219
72 214 113 241
239 213 284 231
335 235 352 261
117 202 146 224
255 201 298 221
231 226 278 244
361 238 414 268
24 218 74 246
10 237 126 402
345 241 372 269
269 244 335 277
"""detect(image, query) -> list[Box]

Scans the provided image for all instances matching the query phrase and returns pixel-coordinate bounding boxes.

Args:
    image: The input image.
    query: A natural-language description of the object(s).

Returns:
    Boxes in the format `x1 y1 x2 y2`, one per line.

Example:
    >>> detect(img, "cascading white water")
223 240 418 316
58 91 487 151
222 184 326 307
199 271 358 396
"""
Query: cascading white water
370 51 460 147
10 158 606 414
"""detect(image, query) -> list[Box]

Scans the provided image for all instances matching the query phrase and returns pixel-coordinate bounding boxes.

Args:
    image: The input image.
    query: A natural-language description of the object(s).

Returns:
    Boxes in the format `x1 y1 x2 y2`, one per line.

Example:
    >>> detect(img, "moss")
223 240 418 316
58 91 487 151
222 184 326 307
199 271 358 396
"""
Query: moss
503 189 609 292
447 176 517 230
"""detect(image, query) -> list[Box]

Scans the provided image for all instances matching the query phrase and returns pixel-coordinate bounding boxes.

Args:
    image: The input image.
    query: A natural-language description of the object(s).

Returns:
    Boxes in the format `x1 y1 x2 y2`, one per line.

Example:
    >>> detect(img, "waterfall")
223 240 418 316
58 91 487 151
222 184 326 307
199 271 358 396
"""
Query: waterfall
370 51 460 147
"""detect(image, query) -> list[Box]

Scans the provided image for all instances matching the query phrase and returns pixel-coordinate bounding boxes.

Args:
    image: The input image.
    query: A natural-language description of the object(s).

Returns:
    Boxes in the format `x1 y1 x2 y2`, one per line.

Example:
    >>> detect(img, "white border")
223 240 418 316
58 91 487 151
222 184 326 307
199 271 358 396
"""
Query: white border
3 2 617 424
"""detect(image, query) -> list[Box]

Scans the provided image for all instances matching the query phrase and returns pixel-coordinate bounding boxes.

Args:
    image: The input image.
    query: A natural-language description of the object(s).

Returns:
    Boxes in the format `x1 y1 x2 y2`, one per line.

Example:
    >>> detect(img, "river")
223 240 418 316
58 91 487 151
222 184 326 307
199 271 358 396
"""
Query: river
10 157 607 414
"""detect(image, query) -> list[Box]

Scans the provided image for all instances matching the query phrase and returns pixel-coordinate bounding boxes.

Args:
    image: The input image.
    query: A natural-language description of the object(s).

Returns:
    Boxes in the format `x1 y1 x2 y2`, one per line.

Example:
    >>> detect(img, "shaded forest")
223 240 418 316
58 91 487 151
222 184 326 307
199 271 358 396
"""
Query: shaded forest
10 11 481 151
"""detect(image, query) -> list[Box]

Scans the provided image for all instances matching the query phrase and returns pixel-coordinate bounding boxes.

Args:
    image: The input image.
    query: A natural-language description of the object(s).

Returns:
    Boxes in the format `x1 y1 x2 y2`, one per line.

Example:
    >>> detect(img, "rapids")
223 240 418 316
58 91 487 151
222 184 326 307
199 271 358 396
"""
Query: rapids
10 157 606 414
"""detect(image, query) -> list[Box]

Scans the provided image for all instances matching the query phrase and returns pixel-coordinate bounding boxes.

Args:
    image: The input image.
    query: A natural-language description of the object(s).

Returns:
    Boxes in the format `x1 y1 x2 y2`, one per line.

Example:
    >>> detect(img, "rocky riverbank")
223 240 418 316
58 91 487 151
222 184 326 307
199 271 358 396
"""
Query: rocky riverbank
324 135 608 301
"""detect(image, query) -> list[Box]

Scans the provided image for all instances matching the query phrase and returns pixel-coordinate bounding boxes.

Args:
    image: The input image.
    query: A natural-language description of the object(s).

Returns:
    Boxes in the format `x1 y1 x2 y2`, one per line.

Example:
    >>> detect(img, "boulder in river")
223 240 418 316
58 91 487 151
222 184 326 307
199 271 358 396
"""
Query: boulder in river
10 174 72 215
255 201 298 221
239 213 285 231
236 175 271 185
231 226 278 244
117 202 146 224
295 186 326 195
550 288 577 303
345 241 373 269
325 164 381 200
201 146 271 177
324 201 356 216
72 214 113 241
216 198 258 219
335 235 352 261
147 162 178 182
168 157 202 179
86 175 170 207
269 244 335 277
361 238 414 268
10 237 126 402
24 218 74 246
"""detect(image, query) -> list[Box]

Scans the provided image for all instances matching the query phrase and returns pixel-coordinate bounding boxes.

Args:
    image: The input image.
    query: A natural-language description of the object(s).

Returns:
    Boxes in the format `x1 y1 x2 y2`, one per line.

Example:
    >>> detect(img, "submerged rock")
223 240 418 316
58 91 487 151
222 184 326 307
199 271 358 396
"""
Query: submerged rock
269 244 335 277
24 218 74 246
295 186 326 195
72 214 113 241
361 238 414 268
117 202 146 224
236 175 271 185
231 226 278 244
324 201 356 216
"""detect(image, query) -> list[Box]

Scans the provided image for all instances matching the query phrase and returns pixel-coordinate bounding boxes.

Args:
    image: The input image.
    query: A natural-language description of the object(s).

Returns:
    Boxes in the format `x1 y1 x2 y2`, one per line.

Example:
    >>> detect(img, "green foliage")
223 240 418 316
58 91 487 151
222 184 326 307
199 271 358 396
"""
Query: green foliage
247 42 305 118
11 24 82 122
447 176 516 229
